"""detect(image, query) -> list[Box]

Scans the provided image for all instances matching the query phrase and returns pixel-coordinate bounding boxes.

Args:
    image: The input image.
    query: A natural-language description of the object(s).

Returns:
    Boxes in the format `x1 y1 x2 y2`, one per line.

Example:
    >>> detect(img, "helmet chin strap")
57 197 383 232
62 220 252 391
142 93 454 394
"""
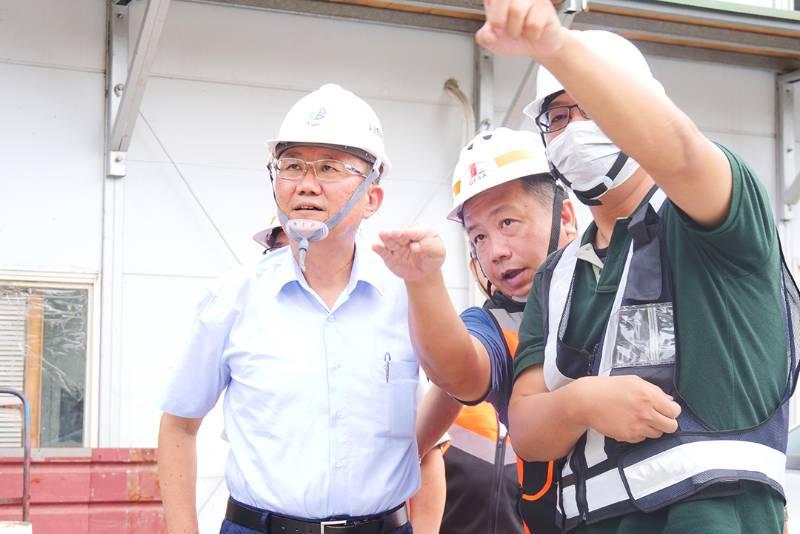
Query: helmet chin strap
537 128 630 207
548 152 630 207
270 158 382 271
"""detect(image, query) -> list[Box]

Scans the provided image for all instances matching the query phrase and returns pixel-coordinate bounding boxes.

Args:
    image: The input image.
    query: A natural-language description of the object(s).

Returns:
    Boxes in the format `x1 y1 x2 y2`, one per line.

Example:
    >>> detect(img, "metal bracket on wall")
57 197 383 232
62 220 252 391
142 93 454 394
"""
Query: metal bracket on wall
105 0 171 177
778 69 800 221
501 0 586 129
475 45 494 133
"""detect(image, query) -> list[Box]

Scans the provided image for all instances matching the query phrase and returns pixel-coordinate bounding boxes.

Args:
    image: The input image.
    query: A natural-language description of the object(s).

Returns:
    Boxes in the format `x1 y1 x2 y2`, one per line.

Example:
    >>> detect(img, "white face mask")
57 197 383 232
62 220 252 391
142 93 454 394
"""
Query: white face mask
545 121 640 205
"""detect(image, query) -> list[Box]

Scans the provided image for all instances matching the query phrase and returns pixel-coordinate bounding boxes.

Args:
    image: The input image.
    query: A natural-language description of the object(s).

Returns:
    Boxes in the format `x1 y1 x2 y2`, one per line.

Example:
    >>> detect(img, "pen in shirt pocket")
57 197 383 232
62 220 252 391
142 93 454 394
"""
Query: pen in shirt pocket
384 352 391 383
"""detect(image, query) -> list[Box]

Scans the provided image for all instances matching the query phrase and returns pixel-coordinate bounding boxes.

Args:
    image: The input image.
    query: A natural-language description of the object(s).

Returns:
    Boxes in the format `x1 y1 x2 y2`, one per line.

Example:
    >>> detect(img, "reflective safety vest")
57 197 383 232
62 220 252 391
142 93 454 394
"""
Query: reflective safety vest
441 295 560 534
535 188 800 531
441 401 521 534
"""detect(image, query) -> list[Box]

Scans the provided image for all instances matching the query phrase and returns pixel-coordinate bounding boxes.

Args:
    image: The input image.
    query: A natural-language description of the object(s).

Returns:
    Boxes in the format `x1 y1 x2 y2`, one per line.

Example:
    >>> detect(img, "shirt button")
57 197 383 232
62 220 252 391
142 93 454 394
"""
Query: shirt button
327 314 335 322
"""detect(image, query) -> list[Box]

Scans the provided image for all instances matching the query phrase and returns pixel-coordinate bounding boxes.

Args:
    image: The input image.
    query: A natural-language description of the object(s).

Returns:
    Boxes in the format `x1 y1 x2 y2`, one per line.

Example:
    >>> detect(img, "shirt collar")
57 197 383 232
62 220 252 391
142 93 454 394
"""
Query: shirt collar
264 241 386 297
350 241 386 296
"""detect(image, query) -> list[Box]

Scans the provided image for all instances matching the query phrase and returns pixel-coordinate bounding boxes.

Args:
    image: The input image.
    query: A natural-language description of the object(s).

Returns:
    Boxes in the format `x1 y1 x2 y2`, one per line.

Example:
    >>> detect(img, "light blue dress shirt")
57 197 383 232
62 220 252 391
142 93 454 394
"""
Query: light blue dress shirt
162 243 420 518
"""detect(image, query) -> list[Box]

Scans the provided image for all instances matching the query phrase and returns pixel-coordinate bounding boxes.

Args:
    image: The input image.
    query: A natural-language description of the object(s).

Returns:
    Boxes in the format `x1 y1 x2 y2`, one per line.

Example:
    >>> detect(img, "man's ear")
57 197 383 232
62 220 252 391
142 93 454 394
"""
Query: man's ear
561 198 578 240
363 183 384 219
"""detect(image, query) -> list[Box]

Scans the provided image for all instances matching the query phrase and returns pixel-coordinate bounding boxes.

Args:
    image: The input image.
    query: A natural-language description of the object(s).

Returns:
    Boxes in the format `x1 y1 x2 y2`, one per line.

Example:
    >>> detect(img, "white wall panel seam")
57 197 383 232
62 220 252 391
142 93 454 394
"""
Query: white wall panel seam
0 58 104 75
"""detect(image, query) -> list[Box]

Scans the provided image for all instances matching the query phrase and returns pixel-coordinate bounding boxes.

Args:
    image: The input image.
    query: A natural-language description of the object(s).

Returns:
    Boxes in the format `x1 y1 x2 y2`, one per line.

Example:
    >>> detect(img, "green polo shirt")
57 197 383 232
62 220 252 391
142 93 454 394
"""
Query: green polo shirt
514 146 786 533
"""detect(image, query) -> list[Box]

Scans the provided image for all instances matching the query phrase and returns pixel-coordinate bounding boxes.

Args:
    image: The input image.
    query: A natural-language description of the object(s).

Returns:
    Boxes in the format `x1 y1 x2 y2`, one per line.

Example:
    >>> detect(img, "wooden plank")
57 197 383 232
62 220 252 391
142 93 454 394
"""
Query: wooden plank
24 291 43 449
587 3 800 39
599 27 800 59
322 0 484 20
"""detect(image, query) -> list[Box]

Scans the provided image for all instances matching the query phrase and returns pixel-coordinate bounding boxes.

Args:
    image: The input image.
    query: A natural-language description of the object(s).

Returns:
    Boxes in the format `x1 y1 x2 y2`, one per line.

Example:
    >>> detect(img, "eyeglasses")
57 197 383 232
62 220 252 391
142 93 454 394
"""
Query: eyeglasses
273 157 368 182
534 104 591 134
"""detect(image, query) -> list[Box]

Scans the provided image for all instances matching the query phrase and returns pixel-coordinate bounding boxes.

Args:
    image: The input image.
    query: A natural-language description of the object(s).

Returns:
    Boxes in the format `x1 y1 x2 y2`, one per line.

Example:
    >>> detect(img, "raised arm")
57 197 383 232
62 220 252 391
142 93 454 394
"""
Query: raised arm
373 227 492 400
477 0 732 227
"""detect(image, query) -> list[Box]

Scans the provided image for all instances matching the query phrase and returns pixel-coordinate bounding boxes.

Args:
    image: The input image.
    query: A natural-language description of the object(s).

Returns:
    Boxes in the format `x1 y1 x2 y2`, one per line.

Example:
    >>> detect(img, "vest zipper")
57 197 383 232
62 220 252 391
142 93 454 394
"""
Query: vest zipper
489 416 507 534
573 436 589 523
577 344 600 523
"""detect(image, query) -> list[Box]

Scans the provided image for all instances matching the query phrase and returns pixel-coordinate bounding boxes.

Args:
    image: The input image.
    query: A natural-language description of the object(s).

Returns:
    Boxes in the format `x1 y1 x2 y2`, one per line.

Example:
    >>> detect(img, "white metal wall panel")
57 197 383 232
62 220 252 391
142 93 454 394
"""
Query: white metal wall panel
0 63 105 273
650 56 775 138
0 0 105 72
0 0 105 271
122 160 246 278
142 1 474 105
117 274 213 448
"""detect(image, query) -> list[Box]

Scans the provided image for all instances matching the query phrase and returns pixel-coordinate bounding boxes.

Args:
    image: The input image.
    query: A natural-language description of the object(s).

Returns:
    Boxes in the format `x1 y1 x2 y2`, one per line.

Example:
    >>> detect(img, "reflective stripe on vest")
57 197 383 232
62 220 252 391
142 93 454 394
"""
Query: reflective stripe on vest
449 404 516 465
539 188 794 529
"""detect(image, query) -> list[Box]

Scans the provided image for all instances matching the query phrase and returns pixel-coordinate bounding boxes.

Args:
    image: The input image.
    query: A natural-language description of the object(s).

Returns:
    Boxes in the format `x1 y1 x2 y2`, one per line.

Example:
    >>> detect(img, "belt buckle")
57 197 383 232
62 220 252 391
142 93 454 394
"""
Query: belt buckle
320 519 348 532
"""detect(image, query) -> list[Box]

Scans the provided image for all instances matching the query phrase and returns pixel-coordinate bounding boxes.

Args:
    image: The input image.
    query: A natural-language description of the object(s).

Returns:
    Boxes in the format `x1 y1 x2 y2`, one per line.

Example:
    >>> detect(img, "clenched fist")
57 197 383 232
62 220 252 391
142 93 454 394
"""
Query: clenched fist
476 0 569 61
579 374 682 444
373 227 446 282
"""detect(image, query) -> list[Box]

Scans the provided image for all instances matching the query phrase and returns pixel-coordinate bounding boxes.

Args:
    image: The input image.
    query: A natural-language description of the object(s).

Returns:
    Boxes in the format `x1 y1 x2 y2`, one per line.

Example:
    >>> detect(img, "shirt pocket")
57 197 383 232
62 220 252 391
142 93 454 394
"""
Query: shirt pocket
377 356 418 439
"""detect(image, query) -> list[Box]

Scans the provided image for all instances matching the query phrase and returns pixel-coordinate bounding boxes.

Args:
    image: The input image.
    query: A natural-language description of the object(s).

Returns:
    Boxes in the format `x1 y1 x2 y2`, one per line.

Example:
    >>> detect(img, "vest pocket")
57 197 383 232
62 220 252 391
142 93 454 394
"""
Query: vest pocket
610 302 676 393
612 302 675 367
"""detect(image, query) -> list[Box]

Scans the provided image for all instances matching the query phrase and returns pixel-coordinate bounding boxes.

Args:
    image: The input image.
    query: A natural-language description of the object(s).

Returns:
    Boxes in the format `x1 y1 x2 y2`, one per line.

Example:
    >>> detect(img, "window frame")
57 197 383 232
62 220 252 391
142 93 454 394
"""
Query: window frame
0 270 100 448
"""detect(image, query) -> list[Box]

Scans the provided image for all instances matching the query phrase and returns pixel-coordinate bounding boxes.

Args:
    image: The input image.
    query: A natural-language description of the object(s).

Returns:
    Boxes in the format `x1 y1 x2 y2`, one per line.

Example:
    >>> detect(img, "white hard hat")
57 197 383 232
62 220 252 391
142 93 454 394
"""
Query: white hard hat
523 30 664 121
448 127 551 222
252 215 282 248
267 83 391 177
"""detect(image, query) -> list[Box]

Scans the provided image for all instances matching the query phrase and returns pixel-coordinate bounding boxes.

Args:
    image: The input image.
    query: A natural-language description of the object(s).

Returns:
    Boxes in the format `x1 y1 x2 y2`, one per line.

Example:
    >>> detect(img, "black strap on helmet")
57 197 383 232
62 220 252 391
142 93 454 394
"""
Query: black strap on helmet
469 251 493 299
547 184 567 256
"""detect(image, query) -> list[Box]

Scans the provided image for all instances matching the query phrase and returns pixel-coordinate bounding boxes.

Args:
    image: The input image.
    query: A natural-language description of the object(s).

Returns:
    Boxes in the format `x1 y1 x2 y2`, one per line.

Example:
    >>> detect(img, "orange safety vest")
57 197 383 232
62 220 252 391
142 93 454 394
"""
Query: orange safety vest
441 296 558 534
441 400 520 534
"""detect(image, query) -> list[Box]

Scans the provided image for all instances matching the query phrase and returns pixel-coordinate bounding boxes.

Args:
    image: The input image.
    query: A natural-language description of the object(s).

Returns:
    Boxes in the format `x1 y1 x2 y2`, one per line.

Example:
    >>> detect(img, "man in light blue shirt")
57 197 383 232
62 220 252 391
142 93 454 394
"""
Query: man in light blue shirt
158 84 422 534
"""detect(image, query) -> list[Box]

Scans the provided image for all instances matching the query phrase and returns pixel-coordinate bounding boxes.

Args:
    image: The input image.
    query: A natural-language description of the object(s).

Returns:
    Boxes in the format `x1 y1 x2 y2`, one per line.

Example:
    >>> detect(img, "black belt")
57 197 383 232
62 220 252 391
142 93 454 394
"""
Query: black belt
225 498 409 534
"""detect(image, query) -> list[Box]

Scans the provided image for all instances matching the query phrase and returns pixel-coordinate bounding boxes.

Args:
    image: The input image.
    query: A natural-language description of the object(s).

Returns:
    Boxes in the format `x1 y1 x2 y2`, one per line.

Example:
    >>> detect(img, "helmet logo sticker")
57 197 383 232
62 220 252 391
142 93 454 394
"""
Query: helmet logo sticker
469 162 487 185
368 123 383 139
306 107 327 126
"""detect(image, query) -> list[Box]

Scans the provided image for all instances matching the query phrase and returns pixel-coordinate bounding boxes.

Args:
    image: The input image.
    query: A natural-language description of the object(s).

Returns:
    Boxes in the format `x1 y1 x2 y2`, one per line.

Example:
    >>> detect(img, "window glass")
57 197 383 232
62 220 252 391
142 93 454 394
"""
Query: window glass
0 286 88 448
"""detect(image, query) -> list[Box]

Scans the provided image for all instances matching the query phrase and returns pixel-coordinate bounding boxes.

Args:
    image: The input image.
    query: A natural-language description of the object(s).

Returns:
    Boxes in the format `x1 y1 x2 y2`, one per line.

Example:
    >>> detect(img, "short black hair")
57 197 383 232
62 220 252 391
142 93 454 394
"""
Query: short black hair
459 173 558 224
265 227 286 251
540 90 566 113
519 173 558 208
